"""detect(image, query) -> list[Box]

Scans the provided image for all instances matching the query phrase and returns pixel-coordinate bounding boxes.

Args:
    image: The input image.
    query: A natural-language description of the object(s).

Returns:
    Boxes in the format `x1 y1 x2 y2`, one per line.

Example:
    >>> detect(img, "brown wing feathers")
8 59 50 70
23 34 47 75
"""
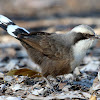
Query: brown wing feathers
18 32 68 60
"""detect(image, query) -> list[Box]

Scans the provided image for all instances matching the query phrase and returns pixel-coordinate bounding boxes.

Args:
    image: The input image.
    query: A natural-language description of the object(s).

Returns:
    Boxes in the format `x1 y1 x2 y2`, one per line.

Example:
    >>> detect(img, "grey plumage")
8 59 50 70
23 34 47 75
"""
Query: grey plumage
0 15 99 92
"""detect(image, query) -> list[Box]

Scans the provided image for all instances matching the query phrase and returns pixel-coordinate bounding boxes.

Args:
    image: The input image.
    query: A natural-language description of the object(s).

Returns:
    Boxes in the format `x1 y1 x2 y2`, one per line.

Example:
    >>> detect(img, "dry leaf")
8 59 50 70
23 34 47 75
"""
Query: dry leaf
89 95 97 100
7 68 42 77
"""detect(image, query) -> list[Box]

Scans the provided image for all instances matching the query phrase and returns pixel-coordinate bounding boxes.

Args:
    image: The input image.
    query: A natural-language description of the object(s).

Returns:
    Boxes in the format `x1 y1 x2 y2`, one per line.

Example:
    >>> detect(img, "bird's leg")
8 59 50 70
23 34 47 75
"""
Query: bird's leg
43 77 57 93
56 77 64 91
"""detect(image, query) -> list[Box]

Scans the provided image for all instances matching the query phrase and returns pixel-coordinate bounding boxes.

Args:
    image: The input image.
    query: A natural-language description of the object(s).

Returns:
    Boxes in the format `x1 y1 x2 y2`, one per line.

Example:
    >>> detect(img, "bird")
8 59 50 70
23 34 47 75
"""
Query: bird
0 15 99 92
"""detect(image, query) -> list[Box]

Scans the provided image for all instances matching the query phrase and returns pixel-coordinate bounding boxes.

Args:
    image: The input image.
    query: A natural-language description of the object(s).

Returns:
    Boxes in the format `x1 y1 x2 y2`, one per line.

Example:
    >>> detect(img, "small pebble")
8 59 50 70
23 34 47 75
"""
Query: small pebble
0 84 6 90
64 74 74 80
32 88 44 95
0 72 4 78
80 61 100 72
10 84 22 91
4 76 13 82
6 96 21 100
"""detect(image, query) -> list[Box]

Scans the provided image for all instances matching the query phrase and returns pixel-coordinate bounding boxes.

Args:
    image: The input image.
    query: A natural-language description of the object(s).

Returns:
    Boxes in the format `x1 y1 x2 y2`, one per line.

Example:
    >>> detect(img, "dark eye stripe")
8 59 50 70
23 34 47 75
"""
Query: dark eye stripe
85 34 94 38
77 32 94 38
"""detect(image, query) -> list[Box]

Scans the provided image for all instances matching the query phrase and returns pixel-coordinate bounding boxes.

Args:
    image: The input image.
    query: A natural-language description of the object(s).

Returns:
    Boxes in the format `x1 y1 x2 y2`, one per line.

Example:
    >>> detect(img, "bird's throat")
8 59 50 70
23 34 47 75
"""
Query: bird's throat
71 39 94 71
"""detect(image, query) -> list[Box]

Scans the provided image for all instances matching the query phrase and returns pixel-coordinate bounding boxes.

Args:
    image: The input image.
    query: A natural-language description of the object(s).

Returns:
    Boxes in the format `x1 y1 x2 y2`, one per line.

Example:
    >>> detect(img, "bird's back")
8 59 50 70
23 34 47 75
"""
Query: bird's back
18 32 73 77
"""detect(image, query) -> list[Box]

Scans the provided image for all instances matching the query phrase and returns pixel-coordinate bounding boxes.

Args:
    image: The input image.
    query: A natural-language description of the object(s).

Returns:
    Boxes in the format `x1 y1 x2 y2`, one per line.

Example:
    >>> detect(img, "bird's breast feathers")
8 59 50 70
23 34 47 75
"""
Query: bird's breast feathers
71 38 94 70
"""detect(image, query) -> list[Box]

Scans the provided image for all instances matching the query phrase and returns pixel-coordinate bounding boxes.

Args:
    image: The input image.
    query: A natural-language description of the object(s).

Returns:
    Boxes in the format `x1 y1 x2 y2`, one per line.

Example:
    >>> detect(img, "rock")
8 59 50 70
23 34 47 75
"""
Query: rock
6 97 21 100
80 61 100 72
64 74 74 80
83 56 98 64
10 84 22 91
31 88 44 95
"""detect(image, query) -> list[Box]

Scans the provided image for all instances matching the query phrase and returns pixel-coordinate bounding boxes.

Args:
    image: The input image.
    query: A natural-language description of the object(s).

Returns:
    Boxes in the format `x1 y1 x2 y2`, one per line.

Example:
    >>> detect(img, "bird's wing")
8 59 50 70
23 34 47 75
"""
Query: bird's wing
18 32 71 60
0 15 71 60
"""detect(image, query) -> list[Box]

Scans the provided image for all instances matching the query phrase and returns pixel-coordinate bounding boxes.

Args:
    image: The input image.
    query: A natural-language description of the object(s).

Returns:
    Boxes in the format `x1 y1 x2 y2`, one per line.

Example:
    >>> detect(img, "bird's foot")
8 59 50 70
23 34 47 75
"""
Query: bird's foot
43 77 62 94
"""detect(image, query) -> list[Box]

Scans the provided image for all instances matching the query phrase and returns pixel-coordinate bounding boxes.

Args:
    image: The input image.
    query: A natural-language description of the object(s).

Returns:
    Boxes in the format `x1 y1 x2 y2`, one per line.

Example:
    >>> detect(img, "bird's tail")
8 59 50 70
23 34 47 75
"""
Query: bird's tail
0 15 30 38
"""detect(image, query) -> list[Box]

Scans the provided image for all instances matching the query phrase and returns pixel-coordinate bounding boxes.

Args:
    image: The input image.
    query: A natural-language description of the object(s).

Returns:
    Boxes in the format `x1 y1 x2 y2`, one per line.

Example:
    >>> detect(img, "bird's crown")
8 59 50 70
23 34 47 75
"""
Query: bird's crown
71 24 95 35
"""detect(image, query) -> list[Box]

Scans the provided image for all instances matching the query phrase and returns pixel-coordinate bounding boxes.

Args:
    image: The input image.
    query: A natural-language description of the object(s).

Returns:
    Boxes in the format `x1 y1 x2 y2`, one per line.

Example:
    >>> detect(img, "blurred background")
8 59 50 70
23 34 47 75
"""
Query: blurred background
1 0 100 33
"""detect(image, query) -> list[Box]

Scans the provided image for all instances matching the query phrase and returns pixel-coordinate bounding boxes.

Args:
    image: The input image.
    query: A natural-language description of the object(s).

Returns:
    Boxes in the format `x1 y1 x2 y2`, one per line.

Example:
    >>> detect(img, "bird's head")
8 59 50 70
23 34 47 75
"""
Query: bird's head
71 24 100 40
69 25 100 52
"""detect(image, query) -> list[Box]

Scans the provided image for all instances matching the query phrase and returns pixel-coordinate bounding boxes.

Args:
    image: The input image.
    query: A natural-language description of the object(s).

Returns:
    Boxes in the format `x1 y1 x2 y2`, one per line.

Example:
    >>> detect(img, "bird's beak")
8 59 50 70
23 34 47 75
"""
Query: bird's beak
94 34 100 39
89 33 100 39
